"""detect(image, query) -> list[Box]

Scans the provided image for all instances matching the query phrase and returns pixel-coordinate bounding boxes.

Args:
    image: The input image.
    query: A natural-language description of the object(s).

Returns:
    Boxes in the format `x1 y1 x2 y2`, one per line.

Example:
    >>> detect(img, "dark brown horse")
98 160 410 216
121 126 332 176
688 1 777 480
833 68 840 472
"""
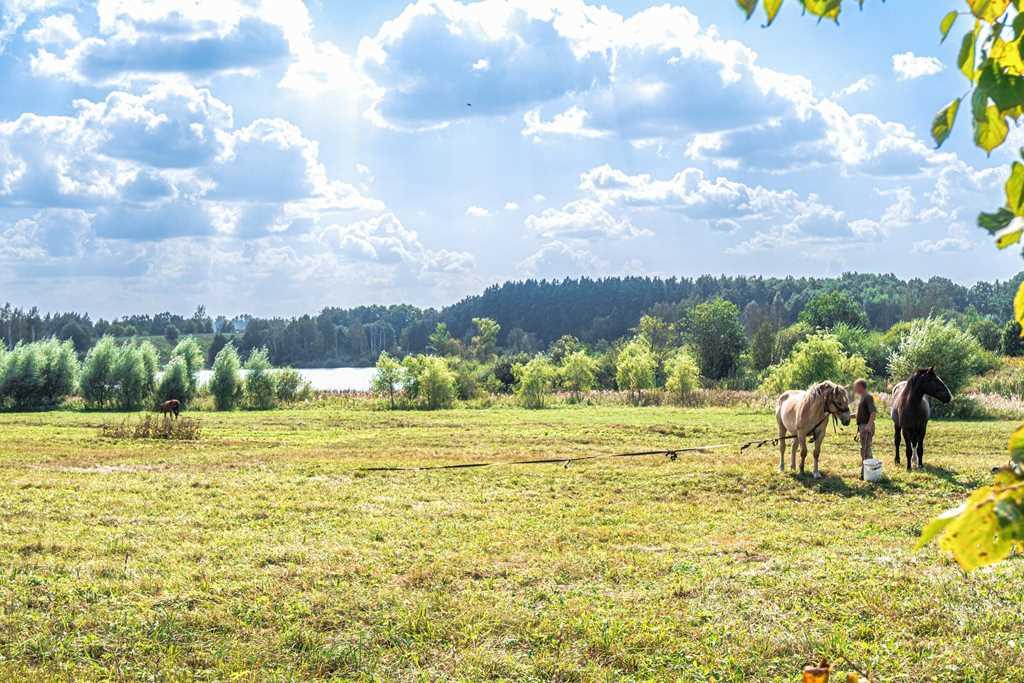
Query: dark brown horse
159 399 181 419
891 368 952 471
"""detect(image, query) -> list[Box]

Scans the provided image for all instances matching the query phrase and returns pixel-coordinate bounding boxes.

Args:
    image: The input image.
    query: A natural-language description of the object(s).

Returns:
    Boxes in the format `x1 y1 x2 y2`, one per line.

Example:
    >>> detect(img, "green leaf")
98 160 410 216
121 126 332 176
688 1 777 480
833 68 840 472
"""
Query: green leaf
978 59 1024 110
941 11 959 42
764 0 784 25
979 207 1016 232
992 35 1024 75
917 476 1024 571
959 26 978 81
931 98 961 147
974 104 1009 153
736 0 758 18
1005 161 1024 214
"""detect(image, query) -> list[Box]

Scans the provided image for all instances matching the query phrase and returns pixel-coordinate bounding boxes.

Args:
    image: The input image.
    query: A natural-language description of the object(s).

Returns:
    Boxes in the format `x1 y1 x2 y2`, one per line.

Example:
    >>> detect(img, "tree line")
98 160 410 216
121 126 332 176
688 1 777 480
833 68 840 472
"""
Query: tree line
3 272 1022 368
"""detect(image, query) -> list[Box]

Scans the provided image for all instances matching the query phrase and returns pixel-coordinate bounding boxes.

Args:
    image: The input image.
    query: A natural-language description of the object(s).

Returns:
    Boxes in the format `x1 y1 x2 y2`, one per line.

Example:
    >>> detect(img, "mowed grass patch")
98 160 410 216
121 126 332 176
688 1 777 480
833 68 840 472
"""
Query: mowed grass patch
0 405 1021 681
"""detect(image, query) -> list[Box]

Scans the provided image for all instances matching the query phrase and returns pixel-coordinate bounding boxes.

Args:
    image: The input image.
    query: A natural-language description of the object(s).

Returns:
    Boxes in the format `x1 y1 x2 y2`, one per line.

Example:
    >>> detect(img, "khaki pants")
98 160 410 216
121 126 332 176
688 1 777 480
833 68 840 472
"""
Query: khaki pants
859 424 874 461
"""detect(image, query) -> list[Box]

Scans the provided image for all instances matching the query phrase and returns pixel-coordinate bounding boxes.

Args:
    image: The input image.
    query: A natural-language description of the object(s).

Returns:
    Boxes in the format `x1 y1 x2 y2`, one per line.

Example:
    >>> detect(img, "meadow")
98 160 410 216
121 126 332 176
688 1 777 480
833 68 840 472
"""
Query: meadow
0 403 1022 681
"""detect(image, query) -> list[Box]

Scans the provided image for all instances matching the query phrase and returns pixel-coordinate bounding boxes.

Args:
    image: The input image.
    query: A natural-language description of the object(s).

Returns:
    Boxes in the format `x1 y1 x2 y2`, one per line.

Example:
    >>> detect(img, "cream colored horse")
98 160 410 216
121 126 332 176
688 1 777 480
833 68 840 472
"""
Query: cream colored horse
775 381 852 478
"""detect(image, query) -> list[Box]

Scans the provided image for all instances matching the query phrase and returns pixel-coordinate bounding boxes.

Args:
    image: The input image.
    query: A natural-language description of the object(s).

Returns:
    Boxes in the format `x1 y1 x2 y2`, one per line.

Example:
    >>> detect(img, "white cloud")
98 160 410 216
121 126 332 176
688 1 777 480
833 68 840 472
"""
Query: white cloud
24 12 79 45
533 193 546 203
832 76 874 99
892 52 944 80
525 198 649 240
912 236 973 253
466 205 491 218
518 240 605 277
504 201 519 210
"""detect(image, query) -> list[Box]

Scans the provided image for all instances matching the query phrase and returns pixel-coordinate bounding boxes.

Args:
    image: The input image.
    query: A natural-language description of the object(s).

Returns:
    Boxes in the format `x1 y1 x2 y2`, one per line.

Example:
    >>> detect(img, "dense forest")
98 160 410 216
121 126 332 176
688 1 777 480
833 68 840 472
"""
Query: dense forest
3 272 1022 367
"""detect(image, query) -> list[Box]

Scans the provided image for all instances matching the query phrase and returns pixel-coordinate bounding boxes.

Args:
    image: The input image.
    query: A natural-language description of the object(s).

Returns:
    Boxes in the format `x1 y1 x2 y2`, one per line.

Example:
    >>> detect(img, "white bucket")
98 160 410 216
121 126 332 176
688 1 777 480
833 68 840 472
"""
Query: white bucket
863 458 883 482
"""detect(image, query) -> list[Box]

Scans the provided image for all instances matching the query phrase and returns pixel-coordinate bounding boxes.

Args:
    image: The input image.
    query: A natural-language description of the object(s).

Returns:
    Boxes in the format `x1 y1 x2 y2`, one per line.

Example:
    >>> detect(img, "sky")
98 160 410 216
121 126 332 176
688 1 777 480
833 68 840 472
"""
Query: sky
0 0 1021 319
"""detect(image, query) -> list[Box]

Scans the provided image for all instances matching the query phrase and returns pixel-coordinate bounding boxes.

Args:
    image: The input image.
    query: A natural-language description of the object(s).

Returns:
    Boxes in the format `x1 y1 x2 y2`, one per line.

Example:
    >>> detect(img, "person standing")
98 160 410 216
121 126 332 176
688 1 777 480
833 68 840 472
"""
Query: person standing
854 378 876 478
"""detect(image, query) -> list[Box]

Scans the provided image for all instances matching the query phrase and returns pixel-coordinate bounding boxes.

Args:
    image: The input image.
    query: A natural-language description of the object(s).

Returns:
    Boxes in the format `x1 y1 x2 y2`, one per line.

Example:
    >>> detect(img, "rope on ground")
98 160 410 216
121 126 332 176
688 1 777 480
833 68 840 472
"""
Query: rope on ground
355 444 729 472
356 413 847 473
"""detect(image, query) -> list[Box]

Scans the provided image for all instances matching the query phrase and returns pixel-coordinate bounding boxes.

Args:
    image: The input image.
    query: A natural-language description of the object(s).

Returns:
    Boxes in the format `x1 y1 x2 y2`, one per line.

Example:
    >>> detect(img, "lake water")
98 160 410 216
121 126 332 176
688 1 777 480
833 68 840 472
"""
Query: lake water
195 367 377 392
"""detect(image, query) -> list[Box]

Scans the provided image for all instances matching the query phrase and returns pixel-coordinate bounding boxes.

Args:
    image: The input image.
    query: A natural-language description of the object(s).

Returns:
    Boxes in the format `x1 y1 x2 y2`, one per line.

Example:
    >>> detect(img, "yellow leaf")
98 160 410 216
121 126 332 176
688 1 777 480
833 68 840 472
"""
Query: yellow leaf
764 0 784 25
959 25 978 82
1010 424 1024 461
736 0 758 18
1014 280 1024 328
995 225 1023 248
1006 161 1024 213
802 0 840 22
974 104 1009 152
992 36 1024 76
931 98 960 147
969 0 1012 22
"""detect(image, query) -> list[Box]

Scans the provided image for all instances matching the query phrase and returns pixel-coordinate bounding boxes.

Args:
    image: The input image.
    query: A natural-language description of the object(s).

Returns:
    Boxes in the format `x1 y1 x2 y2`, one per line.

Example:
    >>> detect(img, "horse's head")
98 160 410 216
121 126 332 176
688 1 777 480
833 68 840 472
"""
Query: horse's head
915 367 953 404
815 381 851 426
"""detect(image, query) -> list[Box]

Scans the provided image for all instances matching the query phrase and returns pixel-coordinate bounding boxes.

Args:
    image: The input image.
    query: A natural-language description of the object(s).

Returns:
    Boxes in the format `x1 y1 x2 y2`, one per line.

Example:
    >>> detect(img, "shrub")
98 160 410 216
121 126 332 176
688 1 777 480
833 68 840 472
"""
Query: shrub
417 356 457 410
0 338 78 410
615 338 657 404
888 318 993 394
80 336 119 407
773 322 813 366
968 318 1002 352
559 350 598 402
760 333 869 394
245 347 277 410
157 357 193 406
210 344 243 411
665 350 701 404
372 352 405 408
111 344 150 410
1002 320 1024 357
101 415 201 441
686 299 747 380
275 368 311 403
138 341 160 399
514 356 554 409
171 337 205 393
799 291 869 329
831 323 889 378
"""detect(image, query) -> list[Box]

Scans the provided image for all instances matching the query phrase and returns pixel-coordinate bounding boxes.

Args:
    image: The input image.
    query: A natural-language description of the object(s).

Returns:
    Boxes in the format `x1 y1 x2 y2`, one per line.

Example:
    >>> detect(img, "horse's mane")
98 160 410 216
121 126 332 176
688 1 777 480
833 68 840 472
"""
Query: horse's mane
808 380 840 398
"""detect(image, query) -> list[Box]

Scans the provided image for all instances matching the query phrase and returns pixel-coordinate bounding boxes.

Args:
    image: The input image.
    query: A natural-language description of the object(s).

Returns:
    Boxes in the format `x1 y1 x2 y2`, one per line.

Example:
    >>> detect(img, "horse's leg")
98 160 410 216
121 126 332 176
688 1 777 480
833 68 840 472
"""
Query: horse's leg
894 425 901 466
812 431 823 480
798 435 808 475
918 423 927 468
909 430 917 473
778 421 787 472
790 435 798 471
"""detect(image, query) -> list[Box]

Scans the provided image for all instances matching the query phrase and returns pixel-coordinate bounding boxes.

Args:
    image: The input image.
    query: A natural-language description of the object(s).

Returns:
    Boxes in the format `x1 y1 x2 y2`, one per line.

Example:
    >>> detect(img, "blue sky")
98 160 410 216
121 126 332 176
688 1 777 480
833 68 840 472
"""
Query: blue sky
0 0 1020 318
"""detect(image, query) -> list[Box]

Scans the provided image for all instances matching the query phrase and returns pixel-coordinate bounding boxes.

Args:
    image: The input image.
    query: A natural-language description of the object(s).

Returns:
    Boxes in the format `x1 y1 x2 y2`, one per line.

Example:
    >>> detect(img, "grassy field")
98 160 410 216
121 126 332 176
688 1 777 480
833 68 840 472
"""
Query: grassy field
0 404 1021 681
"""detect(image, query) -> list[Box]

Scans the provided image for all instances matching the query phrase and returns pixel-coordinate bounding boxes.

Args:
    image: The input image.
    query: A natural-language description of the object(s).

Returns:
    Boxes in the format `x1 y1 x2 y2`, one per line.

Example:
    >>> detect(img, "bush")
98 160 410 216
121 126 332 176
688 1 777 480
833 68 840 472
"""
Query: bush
686 299 747 380
157 357 193 406
799 291 869 329
172 337 205 393
760 333 869 394
210 344 243 411
245 347 277 410
968 318 1002 352
418 356 457 410
1002 320 1024 357
559 350 598 402
615 338 657 404
665 350 701 404
831 323 889 378
372 352 405 408
80 336 119 407
514 356 554 409
101 415 201 441
275 368 311 403
111 344 151 410
888 318 993 394
773 322 813 366
0 338 78 410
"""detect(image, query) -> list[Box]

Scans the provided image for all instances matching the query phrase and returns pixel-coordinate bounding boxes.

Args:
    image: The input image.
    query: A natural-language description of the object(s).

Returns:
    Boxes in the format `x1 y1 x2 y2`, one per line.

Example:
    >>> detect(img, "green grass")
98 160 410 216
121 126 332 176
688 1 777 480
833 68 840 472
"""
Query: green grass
0 404 1022 681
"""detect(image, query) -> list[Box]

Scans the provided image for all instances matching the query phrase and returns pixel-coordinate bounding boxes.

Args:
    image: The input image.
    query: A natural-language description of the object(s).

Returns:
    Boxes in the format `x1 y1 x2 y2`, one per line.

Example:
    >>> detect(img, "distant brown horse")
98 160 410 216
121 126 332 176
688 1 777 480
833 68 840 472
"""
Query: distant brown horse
159 399 181 419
